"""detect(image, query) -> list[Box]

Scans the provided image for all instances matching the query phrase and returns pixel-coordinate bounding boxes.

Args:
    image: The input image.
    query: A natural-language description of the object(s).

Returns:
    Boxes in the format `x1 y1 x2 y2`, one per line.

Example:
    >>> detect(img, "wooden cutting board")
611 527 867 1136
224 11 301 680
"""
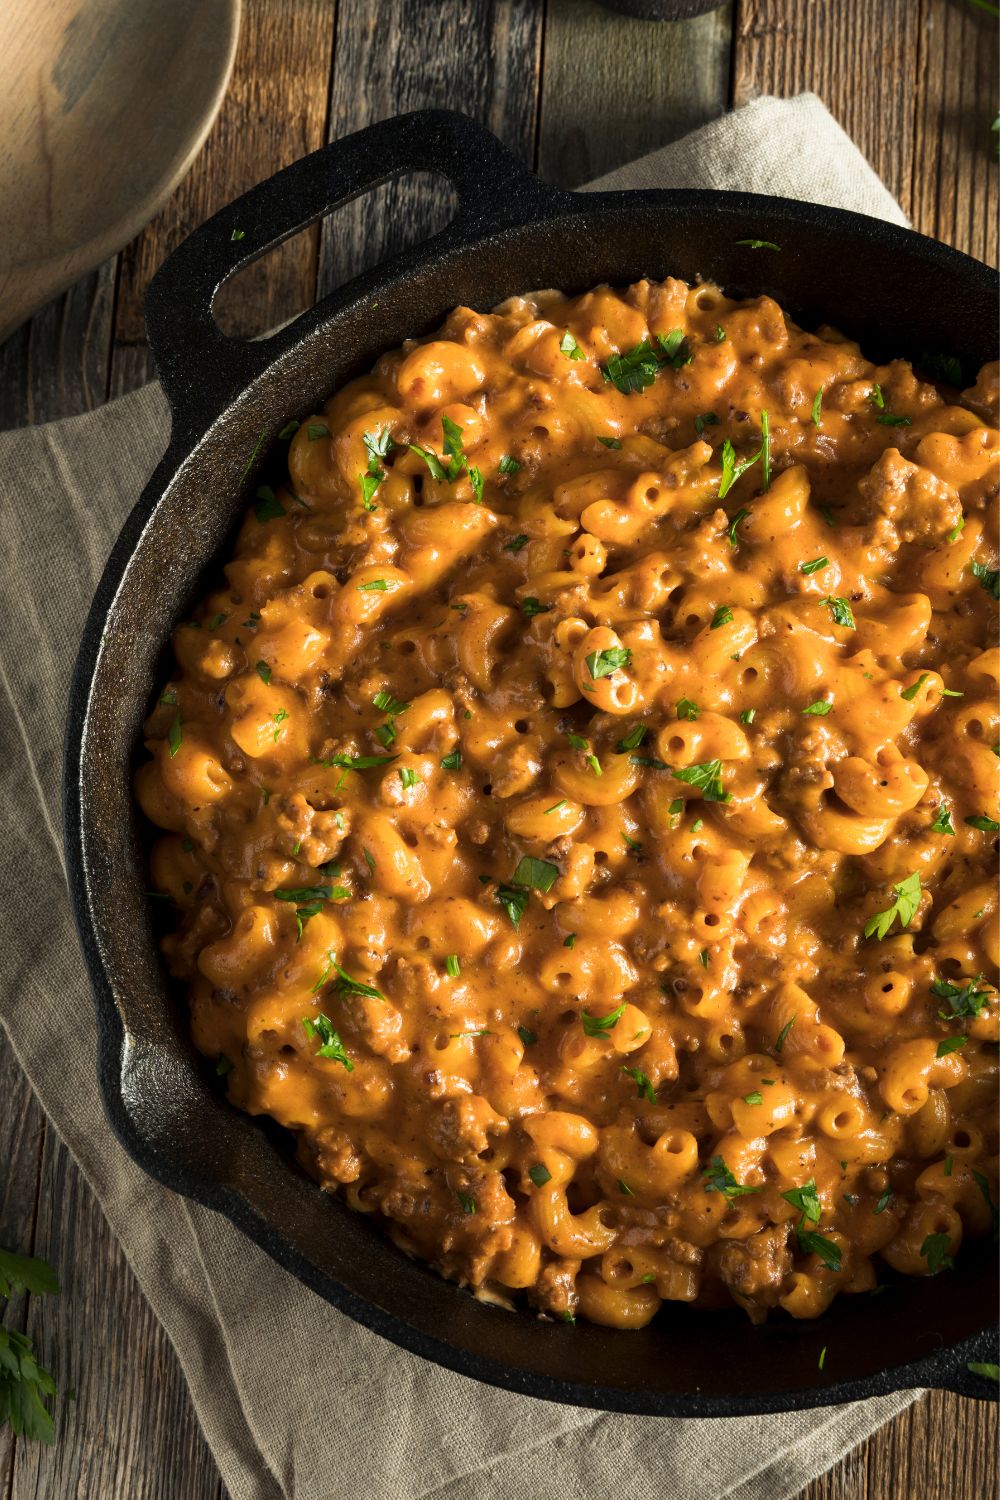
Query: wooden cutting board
0 0 241 344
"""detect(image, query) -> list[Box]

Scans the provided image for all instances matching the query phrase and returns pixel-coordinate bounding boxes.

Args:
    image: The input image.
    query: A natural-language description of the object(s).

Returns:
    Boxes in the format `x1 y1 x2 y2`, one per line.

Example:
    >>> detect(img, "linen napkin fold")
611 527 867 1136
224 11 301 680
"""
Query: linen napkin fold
0 93 916 1500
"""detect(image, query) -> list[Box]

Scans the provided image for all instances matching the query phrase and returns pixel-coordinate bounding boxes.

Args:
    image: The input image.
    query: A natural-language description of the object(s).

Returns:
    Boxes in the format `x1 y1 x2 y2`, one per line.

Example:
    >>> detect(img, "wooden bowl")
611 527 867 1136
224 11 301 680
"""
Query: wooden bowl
0 0 241 343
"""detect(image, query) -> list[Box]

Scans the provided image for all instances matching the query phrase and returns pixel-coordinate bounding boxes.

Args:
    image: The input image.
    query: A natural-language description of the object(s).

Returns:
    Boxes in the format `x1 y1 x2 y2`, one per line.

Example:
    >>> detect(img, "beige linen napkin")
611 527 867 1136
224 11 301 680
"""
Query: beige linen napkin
0 94 916 1500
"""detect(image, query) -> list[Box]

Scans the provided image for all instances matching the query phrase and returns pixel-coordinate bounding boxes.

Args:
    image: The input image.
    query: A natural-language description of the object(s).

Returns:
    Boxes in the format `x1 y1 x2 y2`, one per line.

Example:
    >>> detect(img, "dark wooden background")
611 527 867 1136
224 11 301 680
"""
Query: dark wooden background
1 1 997 1495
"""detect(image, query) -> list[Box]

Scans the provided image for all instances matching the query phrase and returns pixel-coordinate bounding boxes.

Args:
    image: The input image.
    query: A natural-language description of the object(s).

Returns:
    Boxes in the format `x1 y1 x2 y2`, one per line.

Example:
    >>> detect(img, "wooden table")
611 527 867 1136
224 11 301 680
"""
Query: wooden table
1 2 996 1495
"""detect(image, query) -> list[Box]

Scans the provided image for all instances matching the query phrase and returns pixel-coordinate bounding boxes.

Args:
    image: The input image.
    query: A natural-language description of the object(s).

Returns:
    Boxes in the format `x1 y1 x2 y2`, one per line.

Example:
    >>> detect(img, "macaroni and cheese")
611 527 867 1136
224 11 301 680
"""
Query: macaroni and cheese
138 277 999 1327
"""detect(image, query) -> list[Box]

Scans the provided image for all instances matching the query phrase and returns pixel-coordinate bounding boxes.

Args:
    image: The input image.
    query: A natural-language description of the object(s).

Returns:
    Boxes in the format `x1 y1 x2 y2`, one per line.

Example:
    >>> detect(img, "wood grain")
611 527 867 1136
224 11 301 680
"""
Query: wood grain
8 1129 221 1500
109 0 337 396
320 0 543 297
537 0 733 185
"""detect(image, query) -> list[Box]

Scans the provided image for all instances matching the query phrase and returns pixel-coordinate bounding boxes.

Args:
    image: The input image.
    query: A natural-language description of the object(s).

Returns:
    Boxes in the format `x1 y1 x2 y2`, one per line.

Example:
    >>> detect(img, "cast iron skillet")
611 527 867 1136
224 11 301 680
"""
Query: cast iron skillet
65 109 999 1415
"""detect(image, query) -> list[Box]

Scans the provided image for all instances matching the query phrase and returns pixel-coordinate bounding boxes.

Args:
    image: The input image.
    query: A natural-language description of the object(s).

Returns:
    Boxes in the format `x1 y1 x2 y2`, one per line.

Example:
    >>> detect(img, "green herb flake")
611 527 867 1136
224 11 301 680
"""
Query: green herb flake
930 804 956 836
965 814 1000 832
622 1065 656 1103
582 1001 626 1036
307 422 331 441
821 596 856 629
528 1163 552 1188
672 758 730 803
560 329 584 360
710 604 733 630
803 699 833 716
782 1179 822 1227
520 596 552 618
703 1156 761 1200
800 556 829 576
167 714 183 758
727 507 752 548
254 487 286 522
302 1013 353 1069
970 561 1000 600
920 1233 954 1275
864 872 922 940
811 390 823 426
735 238 781 250
597 436 622 449
504 533 530 553
255 660 272 685
586 646 632 680
517 1025 537 1047
774 1017 795 1054
936 1035 967 1057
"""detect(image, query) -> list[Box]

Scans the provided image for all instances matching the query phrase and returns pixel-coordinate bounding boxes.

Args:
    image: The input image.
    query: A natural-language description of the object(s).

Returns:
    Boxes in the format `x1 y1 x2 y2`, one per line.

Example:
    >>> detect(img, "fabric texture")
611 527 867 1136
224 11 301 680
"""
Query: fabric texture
0 93 916 1500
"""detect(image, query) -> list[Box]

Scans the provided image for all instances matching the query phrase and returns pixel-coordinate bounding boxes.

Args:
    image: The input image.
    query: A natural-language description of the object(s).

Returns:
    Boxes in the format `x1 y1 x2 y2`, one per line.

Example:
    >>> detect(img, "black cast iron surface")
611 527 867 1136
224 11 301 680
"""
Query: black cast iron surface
65 110 999 1415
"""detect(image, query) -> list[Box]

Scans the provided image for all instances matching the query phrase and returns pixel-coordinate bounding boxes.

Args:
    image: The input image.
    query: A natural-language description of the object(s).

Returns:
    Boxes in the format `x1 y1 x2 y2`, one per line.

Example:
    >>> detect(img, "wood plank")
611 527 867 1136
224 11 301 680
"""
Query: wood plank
0 261 116 430
9 1131 220 1500
538 0 734 187
910 0 999 265
0 1034 47 1491
732 0 921 210
320 0 543 296
108 0 337 397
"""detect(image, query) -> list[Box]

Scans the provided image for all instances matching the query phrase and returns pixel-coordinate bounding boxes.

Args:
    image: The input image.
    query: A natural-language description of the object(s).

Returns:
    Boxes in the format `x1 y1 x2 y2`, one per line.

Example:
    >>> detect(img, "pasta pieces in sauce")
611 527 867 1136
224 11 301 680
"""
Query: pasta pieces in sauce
138 278 999 1329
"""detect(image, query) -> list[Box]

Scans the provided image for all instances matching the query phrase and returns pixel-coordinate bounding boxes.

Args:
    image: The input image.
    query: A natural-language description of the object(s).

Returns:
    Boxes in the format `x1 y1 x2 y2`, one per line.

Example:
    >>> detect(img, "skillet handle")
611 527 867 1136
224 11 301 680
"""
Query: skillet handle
144 110 567 432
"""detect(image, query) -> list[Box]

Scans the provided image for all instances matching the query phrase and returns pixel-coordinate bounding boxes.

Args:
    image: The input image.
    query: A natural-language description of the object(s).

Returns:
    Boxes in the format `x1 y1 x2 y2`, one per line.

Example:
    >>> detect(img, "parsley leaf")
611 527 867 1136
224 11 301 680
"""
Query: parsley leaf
254 486 285 522
616 723 647 753
512 856 559 892
797 1230 842 1272
811 390 823 426
932 973 992 1021
622 1065 656 1102
936 1035 967 1057
703 1156 761 1199
582 1001 626 1036
802 699 833 716
970 561 1000 600
864 872 922 940
520 597 552 617
920 1232 953 1275
727 507 751 548
671 759 730 802
586 646 632 680
676 698 699 721
930 804 956 836
735 238 781 250
504 533 530 553
821 596 855 629
710 604 733 630
800 556 829 575
782 1179 822 1227
560 330 584 360
498 455 521 474
966 814 1000 832
302 1013 353 1069
528 1163 552 1187
717 437 762 500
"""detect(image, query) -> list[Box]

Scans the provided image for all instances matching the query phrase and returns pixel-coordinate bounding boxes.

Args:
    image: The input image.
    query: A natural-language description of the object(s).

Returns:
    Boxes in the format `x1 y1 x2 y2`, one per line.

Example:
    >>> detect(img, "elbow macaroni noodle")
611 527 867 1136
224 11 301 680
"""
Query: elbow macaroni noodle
139 277 999 1328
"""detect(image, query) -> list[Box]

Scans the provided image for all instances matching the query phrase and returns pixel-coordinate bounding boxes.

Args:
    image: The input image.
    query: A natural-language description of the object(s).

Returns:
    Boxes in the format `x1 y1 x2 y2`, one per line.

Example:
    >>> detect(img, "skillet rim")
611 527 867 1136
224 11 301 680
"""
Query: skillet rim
64 108 1000 1416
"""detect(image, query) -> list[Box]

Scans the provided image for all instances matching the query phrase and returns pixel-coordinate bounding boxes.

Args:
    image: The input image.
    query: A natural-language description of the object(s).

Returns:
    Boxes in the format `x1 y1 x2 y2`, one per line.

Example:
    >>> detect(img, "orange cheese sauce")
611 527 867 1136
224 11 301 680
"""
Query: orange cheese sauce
138 278 1000 1327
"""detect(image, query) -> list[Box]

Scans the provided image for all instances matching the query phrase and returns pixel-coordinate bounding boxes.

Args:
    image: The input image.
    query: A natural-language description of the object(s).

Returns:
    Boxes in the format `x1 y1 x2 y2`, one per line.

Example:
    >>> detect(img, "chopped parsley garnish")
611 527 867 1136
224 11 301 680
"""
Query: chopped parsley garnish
373 689 409 716
821 596 855 629
714 325 726 342
528 1163 552 1187
560 330 584 360
468 466 484 504
563 933 577 948
968 1363 1000 1384
936 1035 967 1058
440 749 462 771
511 856 559 892
868 384 910 426
504 533 530 553
457 1193 477 1216
671 759 730 802
517 1025 538 1047
740 708 756 725
566 730 602 776
717 437 763 500
727 507 751 548
616 723 647 753
710 604 733 630
275 885 349 904
920 1233 953 1275
254 486 285 522
930 804 956 836
618 1179 634 1196
969 560 1000 599
520 596 552 617
900 672 929 702
774 1017 795 1053
698 948 709 968
695 411 719 435
703 1156 761 1200
255 660 272 684
797 1231 842 1272
782 1179 822 1227
278 419 299 440
600 334 690 394
498 455 521 474
622 1065 656 1102
357 579 390 593
408 444 449 482
495 885 528 927
743 1091 763 1106
307 422 330 441
946 516 965 543
966 814 1000 832
802 699 833 716
301 1013 353 1069
445 954 460 978
676 698 699 721
167 715 183 758
231 228 246 242
399 767 421 790
811 390 823 426
864 872 921 940
800 556 829 575
597 435 622 449
735 238 780 250
581 1001 626 1036
586 646 632 680
315 752 397 772
873 1189 892 1215
760 409 771 490
932 973 992 1021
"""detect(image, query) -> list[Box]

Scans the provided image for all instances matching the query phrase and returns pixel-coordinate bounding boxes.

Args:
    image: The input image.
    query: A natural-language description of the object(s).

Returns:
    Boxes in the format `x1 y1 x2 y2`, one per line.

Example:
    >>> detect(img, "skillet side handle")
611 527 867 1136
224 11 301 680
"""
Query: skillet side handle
144 110 565 434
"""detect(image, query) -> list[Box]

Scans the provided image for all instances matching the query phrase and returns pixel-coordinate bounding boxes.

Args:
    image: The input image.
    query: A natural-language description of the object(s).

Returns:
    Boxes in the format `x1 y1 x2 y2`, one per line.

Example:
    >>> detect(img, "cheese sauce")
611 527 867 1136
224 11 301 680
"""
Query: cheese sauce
138 278 999 1327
